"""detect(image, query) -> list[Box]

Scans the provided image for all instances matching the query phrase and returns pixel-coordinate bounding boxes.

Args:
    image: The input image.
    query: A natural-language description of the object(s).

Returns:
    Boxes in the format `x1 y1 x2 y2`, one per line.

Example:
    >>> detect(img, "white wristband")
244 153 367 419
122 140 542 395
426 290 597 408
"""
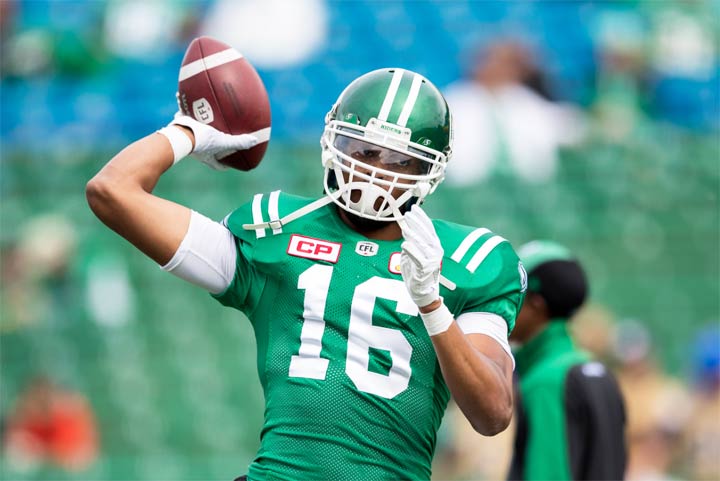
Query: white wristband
420 300 454 337
157 126 193 164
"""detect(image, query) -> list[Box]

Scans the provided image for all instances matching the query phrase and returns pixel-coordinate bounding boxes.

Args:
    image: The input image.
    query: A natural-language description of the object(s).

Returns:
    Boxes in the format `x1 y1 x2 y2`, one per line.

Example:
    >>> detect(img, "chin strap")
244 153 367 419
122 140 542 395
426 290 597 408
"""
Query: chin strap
241 190 342 232
241 189 456 291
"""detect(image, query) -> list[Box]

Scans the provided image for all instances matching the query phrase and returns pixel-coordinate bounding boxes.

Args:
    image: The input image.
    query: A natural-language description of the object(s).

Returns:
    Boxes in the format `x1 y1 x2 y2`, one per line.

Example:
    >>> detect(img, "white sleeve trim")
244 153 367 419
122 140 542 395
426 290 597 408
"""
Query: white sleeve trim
456 312 515 370
161 210 237 295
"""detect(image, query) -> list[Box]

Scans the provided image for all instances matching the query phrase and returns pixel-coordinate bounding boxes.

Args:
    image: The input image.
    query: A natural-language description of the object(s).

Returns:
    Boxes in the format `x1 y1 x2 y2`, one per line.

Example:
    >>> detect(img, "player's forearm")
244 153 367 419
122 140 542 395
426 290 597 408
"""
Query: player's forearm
432 323 513 435
88 131 179 193
86 131 192 264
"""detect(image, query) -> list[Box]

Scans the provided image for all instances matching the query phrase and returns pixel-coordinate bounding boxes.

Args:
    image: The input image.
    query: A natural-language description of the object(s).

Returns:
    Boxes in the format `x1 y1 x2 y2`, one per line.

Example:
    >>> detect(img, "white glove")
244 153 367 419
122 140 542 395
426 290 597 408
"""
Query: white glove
400 205 454 336
400 205 443 308
170 114 259 170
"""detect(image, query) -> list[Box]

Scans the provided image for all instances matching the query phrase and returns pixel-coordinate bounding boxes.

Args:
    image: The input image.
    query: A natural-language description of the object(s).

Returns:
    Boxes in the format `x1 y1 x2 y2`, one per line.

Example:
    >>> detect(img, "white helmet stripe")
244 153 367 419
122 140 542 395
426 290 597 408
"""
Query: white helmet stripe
378 69 404 121
397 73 424 127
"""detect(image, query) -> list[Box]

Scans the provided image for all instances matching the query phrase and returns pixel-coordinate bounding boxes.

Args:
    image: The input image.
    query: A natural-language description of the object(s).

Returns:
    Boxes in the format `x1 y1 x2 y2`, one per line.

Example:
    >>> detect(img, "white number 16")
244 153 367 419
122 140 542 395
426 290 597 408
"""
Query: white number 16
288 264 417 399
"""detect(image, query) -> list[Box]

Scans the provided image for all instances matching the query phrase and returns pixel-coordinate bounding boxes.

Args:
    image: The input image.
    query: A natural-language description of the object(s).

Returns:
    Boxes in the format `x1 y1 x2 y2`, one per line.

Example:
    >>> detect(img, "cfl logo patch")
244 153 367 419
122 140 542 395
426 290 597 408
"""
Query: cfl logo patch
287 235 342 263
193 98 214 124
355 241 378 257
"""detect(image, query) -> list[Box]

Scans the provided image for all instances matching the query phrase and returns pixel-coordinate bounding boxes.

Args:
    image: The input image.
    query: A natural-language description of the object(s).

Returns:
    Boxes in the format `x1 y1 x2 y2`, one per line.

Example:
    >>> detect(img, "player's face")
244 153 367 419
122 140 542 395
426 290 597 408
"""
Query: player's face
334 135 427 208
334 135 425 178
510 292 547 344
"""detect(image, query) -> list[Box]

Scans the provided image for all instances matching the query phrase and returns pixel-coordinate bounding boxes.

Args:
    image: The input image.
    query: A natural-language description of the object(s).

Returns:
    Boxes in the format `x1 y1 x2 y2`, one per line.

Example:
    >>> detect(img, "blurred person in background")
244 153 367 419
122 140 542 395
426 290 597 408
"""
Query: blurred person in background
508 240 626 481
590 1 718 141
613 319 693 481
568 310 710 480
568 304 618 367
590 7 654 145
1 375 98 473
644 0 718 131
86 68 526 480
433 397 516 481
0 214 80 332
682 325 720 480
443 40 585 186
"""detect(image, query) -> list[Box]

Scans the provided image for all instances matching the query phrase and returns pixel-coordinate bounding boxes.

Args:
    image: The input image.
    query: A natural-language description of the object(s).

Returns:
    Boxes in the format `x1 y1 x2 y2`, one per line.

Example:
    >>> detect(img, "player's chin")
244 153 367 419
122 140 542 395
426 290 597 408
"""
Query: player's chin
343 210 391 232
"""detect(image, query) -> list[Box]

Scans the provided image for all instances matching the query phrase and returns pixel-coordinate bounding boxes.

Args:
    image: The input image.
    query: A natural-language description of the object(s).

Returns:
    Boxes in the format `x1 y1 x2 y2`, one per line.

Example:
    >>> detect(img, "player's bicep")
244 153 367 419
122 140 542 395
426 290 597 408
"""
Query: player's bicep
457 311 514 371
161 210 237 294
466 333 514 382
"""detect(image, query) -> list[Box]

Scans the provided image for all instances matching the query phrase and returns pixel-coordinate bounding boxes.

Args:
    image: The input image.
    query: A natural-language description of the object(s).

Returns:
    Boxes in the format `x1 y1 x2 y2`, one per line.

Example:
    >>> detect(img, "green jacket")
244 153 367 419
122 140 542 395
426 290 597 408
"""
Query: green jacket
509 322 626 480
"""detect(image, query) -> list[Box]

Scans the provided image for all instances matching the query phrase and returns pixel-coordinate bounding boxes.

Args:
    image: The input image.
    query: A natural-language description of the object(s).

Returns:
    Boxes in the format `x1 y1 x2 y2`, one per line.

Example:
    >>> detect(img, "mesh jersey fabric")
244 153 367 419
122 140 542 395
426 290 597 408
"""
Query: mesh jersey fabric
213 191 526 481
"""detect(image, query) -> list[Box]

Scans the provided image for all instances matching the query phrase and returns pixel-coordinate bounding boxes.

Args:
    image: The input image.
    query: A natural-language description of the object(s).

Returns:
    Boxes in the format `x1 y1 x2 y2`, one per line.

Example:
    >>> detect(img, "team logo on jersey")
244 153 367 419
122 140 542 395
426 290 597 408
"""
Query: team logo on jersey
287 235 341 263
355 241 379 257
388 252 402 274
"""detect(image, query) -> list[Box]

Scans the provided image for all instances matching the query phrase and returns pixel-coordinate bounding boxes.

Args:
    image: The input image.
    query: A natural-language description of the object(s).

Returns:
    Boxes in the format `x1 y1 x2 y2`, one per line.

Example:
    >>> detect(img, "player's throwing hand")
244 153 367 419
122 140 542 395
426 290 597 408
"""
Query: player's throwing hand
158 110 259 171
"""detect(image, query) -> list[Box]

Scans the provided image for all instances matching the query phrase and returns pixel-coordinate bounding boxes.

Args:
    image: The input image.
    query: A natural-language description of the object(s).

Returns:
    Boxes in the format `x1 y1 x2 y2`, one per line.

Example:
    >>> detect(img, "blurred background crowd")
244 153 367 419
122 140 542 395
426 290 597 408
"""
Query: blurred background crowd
0 0 718 480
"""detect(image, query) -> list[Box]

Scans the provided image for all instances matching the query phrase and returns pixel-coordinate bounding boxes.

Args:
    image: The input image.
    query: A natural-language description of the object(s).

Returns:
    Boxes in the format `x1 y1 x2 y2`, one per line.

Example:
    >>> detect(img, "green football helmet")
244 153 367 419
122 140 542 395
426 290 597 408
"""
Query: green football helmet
321 68 453 221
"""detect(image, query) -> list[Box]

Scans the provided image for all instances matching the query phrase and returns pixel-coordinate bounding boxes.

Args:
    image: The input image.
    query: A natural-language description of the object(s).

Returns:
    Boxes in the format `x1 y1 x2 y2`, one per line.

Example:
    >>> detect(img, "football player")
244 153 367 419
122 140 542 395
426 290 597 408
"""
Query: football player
87 68 526 480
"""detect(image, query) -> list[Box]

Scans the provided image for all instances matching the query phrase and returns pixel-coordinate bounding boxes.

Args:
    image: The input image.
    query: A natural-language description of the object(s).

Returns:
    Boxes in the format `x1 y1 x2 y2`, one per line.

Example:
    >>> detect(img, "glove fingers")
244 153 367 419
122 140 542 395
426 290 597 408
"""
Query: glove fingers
398 216 414 239
409 204 433 225
399 252 414 275
224 132 259 150
401 241 426 266
196 154 230 171
413 213 441 249
401 211 432 248
403 206 440 249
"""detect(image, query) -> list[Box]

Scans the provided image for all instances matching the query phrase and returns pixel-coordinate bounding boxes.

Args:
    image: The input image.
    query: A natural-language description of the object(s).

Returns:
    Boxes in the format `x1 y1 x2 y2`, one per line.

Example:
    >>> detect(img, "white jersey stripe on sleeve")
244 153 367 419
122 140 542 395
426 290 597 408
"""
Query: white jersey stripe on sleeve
450 228 491 263
268 190 282 235
251 193 266 238
466 235 507 273
378 69 404 121
396 73 424 127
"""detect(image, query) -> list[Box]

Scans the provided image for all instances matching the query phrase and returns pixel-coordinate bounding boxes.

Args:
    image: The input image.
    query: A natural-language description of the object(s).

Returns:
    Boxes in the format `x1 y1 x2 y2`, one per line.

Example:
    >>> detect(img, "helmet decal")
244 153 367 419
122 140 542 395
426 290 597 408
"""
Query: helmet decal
396 73 424 127
377 69 404 122
376 69 427 128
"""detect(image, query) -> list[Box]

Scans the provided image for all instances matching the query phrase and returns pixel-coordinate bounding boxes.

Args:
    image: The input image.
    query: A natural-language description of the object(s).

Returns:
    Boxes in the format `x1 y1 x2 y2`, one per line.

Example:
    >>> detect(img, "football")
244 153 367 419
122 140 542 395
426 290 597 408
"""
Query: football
177 36 271 171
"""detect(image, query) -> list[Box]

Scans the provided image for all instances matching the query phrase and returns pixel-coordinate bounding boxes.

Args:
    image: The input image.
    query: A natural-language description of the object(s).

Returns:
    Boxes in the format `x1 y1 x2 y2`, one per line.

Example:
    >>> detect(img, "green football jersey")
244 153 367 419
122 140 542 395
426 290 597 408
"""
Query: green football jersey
214 191 526 481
